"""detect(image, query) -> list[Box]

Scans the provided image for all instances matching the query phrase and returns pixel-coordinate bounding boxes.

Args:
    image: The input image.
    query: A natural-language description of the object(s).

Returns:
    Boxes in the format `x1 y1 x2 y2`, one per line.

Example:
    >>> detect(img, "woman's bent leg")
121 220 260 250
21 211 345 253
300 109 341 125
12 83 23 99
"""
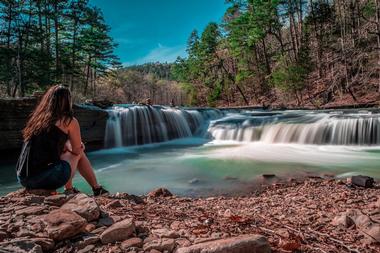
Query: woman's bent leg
77 153 99 189
60 151 81 190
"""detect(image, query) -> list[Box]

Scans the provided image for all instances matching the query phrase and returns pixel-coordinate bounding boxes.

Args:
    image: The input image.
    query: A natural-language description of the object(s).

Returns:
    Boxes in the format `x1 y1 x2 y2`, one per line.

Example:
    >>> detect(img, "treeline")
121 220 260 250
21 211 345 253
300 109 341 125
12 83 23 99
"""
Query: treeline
171 0 380 107
97 63 186 105
0 0 119 98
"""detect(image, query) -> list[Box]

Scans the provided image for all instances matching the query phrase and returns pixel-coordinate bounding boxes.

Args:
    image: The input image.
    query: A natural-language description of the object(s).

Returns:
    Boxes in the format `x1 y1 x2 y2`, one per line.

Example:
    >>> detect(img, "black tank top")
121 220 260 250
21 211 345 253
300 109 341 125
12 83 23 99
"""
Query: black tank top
26 125 68 177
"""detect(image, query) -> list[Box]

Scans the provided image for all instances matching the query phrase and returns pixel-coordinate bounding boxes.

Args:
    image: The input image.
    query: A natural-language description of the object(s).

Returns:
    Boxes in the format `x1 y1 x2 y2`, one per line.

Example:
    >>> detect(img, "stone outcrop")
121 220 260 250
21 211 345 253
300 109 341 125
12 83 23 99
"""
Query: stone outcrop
100 218 135 244
61 193 100 222
0 97 108 151
175 235 271 253
43 209 87 241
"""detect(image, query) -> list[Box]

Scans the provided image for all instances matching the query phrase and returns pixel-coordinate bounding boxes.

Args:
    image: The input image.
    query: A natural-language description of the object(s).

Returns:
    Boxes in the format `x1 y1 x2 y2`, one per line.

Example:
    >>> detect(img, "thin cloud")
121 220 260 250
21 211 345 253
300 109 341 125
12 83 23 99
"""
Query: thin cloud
124 44 187 66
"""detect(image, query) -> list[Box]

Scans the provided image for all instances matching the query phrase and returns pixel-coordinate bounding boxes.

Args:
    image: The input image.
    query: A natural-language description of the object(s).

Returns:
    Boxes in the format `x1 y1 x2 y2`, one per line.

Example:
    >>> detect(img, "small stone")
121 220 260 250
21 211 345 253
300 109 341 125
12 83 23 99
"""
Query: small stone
31 238 55 251
84 223 96 233
105 200 123 208
92 226 107 234
262 174 276 178
175 235 271 253
362 224 380 243
23 196 45 205
121 237 143 249
331 214 354 228
143 238 175 252
97 216 114 227
44 194 68 207
76 234 100 249
147 188 172 198
15 206 46 216
77 244 95 253
61 193 100 222
152 228 179 239
0 231 7 242
100 218 135 244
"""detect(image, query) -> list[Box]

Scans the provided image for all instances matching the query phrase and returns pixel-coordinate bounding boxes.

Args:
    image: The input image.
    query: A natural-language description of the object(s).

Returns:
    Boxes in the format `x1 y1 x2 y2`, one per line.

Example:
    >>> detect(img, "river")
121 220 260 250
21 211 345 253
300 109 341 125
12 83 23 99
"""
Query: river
1 105 379 196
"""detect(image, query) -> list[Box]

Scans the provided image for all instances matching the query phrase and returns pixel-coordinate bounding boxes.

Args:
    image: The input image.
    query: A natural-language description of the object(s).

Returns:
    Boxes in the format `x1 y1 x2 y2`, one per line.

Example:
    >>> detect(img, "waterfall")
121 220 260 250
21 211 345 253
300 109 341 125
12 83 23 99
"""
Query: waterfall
104 105 223 147
208 112 380 146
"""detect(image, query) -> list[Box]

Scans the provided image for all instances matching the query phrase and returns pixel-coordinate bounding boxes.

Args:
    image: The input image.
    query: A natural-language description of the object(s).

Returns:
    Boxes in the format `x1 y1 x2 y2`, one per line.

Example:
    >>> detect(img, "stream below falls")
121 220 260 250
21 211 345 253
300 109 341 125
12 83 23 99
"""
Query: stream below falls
1 106 379 196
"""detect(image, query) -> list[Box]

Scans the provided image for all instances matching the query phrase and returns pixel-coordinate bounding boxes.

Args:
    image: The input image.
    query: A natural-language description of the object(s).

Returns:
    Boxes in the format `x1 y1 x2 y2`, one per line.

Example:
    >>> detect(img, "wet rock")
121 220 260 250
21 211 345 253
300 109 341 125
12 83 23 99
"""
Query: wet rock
0 239 43 253
147 188 172 198
61 193 100 222
262 174 276 178
44 194 68 207
223 176 238 181
43 209 87 241
143 238 176 252
15 206 46 216
121 237 143 250
175 235 271 253
100 218 135 244
152 228 180 239
351 175 374 188
188 178 199 184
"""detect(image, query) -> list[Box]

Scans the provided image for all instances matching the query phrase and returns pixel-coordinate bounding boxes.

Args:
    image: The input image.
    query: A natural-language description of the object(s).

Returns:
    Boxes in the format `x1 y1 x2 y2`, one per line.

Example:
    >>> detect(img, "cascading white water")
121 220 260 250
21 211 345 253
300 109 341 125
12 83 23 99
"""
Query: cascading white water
208 111 380 145
104 105 223 147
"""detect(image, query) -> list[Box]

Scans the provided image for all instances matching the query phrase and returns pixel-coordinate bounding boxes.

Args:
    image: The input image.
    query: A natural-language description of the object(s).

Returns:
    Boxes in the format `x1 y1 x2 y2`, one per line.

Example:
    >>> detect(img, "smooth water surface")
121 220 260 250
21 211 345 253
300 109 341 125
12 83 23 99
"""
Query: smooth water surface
1 108 379 196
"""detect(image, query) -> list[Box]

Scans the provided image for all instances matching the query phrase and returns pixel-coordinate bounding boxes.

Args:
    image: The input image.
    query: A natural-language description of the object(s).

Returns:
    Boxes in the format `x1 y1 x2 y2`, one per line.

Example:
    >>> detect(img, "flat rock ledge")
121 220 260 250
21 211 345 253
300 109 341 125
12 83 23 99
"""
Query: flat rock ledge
0 178 379 252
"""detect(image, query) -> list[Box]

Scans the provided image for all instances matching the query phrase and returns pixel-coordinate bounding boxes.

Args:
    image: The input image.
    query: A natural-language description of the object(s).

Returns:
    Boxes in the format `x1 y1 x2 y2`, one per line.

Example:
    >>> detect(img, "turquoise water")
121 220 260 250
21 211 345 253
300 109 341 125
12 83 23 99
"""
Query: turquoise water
1 109 380 196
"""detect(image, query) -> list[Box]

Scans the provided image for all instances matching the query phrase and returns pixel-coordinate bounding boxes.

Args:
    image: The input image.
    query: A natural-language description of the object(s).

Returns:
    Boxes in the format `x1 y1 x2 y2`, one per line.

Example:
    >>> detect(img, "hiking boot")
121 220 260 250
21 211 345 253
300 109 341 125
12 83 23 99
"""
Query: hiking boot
93 185 109 196
64 187 81 195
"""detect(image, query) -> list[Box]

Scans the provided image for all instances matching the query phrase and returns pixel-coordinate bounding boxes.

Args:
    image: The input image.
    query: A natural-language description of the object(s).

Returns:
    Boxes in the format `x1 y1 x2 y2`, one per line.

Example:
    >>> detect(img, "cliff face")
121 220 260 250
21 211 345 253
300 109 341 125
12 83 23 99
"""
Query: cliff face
0 98 108 151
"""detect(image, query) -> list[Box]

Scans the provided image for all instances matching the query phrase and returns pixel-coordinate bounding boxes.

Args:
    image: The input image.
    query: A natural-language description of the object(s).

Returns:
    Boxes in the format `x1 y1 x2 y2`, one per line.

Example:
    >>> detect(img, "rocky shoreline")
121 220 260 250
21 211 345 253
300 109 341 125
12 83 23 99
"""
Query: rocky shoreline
0 178 379 253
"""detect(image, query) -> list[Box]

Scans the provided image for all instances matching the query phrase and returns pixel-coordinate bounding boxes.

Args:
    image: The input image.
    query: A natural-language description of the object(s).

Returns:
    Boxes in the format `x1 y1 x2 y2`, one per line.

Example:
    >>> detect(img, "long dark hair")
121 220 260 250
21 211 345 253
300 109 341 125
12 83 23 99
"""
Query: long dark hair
23 85 74 141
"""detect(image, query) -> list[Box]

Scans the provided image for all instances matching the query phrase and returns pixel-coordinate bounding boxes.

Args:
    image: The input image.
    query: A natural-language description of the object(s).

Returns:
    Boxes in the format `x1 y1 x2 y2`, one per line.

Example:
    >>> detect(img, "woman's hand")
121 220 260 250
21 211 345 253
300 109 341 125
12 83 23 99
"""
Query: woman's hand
63 140 73 153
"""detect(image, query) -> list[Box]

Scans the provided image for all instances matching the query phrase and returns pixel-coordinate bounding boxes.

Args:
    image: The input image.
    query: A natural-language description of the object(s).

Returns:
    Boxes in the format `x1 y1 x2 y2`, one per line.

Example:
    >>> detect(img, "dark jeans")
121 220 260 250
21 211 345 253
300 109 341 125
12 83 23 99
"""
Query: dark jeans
19 160 71 190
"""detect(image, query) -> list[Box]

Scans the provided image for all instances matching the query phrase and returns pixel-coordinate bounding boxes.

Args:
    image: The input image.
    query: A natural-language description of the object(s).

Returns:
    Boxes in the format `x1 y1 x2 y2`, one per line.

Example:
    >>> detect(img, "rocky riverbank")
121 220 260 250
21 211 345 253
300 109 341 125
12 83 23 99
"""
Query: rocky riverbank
0 178 379 253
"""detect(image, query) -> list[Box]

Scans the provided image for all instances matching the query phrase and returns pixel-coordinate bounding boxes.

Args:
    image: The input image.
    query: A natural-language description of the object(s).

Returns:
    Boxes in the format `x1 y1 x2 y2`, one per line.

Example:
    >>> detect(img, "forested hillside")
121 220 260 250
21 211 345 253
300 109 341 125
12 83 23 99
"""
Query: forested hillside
0 0 119 99
170 0 380 107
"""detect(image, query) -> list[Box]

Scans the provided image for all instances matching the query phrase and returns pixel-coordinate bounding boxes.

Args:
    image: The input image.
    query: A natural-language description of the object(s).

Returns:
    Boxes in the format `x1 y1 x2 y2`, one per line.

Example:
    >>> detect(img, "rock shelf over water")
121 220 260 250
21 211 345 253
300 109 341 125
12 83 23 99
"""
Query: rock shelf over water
0 178 379 252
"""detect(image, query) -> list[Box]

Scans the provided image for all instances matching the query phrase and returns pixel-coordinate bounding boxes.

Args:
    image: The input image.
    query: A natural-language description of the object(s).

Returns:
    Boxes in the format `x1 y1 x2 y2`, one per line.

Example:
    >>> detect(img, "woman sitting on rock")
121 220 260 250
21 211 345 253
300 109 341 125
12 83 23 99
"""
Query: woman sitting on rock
16 85 108 196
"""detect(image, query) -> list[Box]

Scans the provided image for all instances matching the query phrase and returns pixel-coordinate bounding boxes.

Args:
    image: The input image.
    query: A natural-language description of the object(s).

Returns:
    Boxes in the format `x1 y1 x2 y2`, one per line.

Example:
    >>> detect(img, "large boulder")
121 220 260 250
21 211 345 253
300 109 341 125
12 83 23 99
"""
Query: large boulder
61 193 100 222
175 235 271 253
100 218 135 244
43 209 87 241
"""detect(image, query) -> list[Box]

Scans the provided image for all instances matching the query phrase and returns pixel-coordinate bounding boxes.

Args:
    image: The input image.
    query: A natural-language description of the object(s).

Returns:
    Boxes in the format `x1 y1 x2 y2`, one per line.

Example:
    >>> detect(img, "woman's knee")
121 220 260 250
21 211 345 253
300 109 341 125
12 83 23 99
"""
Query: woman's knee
60 151 81 169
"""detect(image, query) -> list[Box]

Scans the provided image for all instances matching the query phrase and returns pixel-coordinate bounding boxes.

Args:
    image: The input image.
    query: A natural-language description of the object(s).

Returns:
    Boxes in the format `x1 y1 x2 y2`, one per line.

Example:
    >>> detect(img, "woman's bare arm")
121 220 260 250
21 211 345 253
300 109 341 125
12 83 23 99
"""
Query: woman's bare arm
67 118 84 156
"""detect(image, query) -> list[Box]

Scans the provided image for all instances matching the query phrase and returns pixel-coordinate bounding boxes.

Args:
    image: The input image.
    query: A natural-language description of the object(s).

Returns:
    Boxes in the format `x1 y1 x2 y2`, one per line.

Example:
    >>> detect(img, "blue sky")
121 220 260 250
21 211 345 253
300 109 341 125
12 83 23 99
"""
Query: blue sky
89 0 228 66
